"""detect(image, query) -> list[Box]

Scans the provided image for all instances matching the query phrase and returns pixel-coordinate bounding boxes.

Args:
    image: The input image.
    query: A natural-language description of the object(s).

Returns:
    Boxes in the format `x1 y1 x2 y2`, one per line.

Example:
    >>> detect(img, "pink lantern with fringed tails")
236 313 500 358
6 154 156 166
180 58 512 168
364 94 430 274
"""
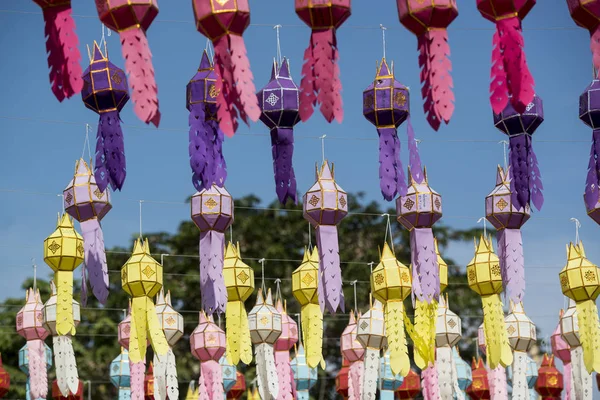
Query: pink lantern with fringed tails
191 313 226 400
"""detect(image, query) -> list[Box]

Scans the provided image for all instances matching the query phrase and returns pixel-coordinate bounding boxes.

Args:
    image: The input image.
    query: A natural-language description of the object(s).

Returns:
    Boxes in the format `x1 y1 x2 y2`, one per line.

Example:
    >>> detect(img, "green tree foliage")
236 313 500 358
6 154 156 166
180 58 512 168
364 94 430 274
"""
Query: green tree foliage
0 193 484 399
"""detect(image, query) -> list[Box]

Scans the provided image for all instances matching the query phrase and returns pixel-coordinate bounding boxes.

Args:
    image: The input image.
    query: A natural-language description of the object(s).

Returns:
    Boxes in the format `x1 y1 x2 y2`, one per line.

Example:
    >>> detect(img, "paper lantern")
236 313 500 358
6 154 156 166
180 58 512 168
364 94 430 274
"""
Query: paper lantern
223 242 254 365
303 161 348 313
118 303 132 349
336 357 350 399
295 0 351 123
154 289 183 400
291 344 318 400
362 57 417 201
257 58 301 204
578 79 600 223
17 288 50 399
63 158 111 305
94 0 161 126
567 0 600 72
551 310 571 362
526 357 538 388
477 0 536 114
467 235 512 369
357 299 387 399
191 185 234 314
380 351 404 393
248 289 281 399
559 241 600 373
0 354 10 398
340 311 365 399
395 369 421 400
42 281 81 397
192 0 260 136
435 294 461 348
19 343 53 373
274 299 298 399
396 0 458 130
396 167 441 368
535 354 563 400
144 362 154 400
81 42 130 192
370 242 411 376
220 356 236 394
466 358 491 400
186 50 227 192
110 347 131 394
505 301 536 399
31 0 82 101
292 247 323 369
453 347 472 392
436 239 448 293
493 96 544 211
226 371 246 400
190 313 226 400
434 295 462 400
52 379 83 399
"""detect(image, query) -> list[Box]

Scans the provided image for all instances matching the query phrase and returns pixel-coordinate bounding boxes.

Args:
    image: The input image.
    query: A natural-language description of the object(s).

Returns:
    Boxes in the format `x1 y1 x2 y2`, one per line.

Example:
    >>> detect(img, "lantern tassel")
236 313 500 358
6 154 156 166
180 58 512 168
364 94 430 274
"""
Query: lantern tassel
153 352 167 400
403 313 429 361
274 350 293 400
55 270 75 335
450 350 465 400
95 110 126 192
41 5 83 101
413 300 437 369
255 343 279 400
406 117 423 185
129 297 168 364
482 295 513 369
207 119 227 187
226 301 252 365
118 28 161 126
80 218 109 305
436 347 453 400
422 365 441 400
362 348 380 400
571 347 585 400
301 303 324 369
377 127 403 201
495 17 535 114
28 339 47 399
490 29 509 115
299 45 317 122
201 361 222 400
166 349 178 400
315 226 345 314
497 229 525 304
348 361 364 400
130 361 145 399
489 365 508 400
188 103 209 192
54 335 79 396
411 228 440 304
563 362 573 400
199 231 227 314
271 127 297 204
512 352 529 400
385 301 410 376
576 301 600 373
198 372 209 400
508 134 544 211
585 130 600 210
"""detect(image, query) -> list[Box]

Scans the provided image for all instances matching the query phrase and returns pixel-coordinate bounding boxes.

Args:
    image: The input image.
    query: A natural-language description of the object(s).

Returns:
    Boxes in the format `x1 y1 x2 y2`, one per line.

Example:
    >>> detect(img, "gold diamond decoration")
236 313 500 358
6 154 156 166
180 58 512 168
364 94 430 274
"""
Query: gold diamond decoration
496 198 508 211
124 325 130 334
585 270 596 282
122 269 127 281
77 242 84 256
401 272 410 283
340 196 347 208
447 319 457 329
468 270 476 283
360 321 369 331
224 368 232 376
560 275 568 288
207 334 216 344
394 91 406 107
112 364 120 372
142 265 155 278
166 316 176 326
507 325 516 335
404 198 415 210
302 273 315 286
491 264 501 277
16 315 22 327
237 270 249 284
36 314 43 323
65 192 73 204
111 71 122 84
374 273 385 285
308 195 319 207
260 316 269 326
473 379 483 389
94 187 104 199
434 198 441 210
205 198 218 210
48 240 61 254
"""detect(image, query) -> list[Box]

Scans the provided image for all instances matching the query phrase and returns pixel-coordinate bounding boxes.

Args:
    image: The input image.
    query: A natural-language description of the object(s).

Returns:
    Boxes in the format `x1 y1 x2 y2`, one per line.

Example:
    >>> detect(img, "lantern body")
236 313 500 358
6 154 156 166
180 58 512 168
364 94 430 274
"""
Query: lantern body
396 170 442 229
248 290 282 345
551 313 571 363
16 289 48 341
52 379 83 399
121 241 163 298
223 243 254 301
192 0 250 38
477 0 535 22
579 80 600 129
526 357 538 388
110 348 131 388
191 185 234 233
295 0 351 30
453 348 472 391
274 301 298 352
436 239 448 292
64 159 112 222
493 95 543 137
485 166 530 229
341 312 364 362
559 242 600 302
43 214 84 272
363 59 409 128
535 355 563 398
227 371 246 399
357 300 386 349
95 0 158 32
504 302 536 352
560 302 581 347
477 323 487 354
466 358 491 400
257 59 300 130
190 313 226 361
435 296 461 347
292 249 319 306
290 345 318 391
187 51 218 117
303 162 348 226
567 0 600 31
118 311 131 348
155 290 184 346
19 343 53 373
42 285 81 335
144 363 155 399
81 44 129 115
396 369 421 399
371 243 411 304
220 356 237 392
466 236 503 296
380 351 404 390
0 355 9 397
336 359 350 397
397 0 458 35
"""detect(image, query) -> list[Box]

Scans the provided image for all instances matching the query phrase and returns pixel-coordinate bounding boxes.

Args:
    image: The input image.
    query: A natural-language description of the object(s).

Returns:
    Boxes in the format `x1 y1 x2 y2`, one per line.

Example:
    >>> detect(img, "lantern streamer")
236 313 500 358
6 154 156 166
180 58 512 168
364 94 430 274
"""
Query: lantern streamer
436 347 453 400
201 361 223 399
508 134 543 211
413 300 436 369
80 219 109 305
255 344 278 400
198 374 208 400
422 365 441 400
362 349 379 400
482 295 513 369
95 111 127 192
199 230 227 314
302 303 323 369
226 301 252 365
54 336 79 396
28 340 47 399
406 118 423 184
385 301 409 377
450 352 465 400
271 128 296 204
584 130 600 210
576 301 600 373
411 228 440 303
349 362 364 400
489 365 509 400
377 127 404 201
512 352 529 400
563 362 573 400
316 225 344 313
275 351 293 400
497 228 525 303
130 361 145 399
130 297 168 364
55 271 74 336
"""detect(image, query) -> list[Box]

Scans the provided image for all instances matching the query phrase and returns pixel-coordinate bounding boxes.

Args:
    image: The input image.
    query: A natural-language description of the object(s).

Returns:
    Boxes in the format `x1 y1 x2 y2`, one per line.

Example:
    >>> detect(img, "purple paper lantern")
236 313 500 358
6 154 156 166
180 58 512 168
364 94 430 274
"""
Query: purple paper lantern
81 42 129 192
493 94 544 211
579 79 600 223
191 185 234 314
257 58 300 205
187 51 227 192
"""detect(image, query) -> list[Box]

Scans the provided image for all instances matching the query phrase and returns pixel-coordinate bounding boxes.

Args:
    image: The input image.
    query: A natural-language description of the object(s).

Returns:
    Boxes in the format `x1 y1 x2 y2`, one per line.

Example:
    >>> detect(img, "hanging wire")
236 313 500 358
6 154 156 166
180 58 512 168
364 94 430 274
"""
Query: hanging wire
382 213 395 253
204 38 214 60
379 24 387 59
498 140 509 171
82 124 93 162
477 217 488 237
320 134 326 163
275 278 282 302
368 261 375 274
32 258 37 292
139 200 144 238
351 280 358 312
570 217 581 244
160 254 169 266
98 24 111 50
274 24 282 66
307 222 312 251
259 258 266 293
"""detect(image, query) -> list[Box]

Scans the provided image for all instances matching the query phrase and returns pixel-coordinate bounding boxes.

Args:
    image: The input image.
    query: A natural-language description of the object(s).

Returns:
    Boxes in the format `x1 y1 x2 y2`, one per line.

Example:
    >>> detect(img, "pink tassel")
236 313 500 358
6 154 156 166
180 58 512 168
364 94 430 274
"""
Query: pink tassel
198 373 209 400
28 340 47 399
496 17 535 114
299 45 317 122
427 29 454 128
130 361 145 400
488 365 508 400
119 28 161 127
348 361 364 400
275 351 293 400
490 29 509 115
564 362 572 400
212 35 260 137
422 365 441 400
200 361 223 400
39 4 83 101
591 27 600 75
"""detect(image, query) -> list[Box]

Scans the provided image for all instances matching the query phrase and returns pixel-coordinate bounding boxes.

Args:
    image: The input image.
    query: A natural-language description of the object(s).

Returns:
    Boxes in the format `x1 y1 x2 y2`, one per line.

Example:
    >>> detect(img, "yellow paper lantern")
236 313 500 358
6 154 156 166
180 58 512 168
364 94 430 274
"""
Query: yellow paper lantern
435 238 448 293
43 213 84 336
466 235 512 369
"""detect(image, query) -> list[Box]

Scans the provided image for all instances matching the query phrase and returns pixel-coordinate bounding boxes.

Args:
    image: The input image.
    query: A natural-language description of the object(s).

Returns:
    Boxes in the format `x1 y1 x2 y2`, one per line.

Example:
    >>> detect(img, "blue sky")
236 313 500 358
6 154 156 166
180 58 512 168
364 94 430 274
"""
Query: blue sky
0 2 595 342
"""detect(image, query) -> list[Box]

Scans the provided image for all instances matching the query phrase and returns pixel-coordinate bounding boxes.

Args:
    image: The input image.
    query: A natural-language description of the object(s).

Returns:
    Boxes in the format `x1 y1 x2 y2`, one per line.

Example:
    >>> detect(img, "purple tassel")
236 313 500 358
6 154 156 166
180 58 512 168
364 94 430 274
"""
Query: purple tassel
95 111 126 192
509 134 544 211
410 228 439 302
407 117 423 184
497 229 525 304
271 127 297 204
585 130 600 210
377 127 402 201
316 225 345 314
80 261 88 307
528 144 544 211
189 103 209 191
208 119 227 187
199 230 227 314
80 219 109 304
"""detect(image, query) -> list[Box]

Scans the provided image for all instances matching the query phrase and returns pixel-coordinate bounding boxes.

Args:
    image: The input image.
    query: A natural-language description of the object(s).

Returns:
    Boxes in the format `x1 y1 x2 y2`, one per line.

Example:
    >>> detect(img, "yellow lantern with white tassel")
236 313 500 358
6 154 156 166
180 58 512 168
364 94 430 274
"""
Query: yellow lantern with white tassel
466 235 512 369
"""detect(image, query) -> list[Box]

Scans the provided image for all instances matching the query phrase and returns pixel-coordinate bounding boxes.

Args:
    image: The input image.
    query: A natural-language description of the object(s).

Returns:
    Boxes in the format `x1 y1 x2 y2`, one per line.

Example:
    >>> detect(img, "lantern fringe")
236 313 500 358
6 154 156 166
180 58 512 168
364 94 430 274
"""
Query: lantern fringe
412 300 437 369
573 346 593 400
226 301 252 365
576 301 600 373
436 347 453 400
271 127 297 205
376 127 403 201
316 226 345 314
490 29 509 115
488 365 508 400
119 28 161 127
497 228 525 304
482 295 513 369
422 364 441 400
362 348 380 400
563 362 573 400
403 313 429 362
129 297 168 364
410 228 440 304
301 303 324 369
94 110 126 193
255 343 279 400
81 218 110 305
200 361 222 400
450 349 464 400
188 103 209 192
28 339 47 399
55 270 75 335
41 5 83 101
275 351 293 400
199 231 227 314
572 347 584 400
512 352 529 400
198 372 209 400
348 361 364 400
165 348 178 400
584 130 600 210
130 361 145 399
508 134 544 211
385 301 409 377
54 335 79 396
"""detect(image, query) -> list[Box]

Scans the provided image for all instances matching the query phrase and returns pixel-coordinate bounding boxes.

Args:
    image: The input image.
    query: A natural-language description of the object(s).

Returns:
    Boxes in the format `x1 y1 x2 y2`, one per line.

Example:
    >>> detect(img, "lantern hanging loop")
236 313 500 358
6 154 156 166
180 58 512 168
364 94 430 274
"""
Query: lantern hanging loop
320 135 326 164
351 280 358 312
274 25 283 66
498 140 508 172
259 258 266 293
32 258 37 292
477 217 488 237
99 24 111 51
570 218 581 244
382 213 395 254
307 223 312 251
139 200 144 239
82 124 93 162
380 24 387 59
275 278 282 303
204 38 214 60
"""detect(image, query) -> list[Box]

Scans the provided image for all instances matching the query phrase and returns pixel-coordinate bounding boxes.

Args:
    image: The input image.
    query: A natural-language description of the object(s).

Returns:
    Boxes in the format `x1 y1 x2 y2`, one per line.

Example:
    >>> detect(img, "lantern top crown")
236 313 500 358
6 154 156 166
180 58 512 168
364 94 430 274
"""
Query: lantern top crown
375 58 394 80
74 158 93 177
198 50 212 72
87 41 108 64
315 160 335 181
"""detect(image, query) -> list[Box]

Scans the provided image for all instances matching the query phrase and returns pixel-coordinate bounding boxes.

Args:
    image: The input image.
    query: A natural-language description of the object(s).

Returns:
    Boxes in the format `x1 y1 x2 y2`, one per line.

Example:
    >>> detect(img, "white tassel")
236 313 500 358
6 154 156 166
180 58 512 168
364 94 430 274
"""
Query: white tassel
256 343 279 400
450 352 464 400
61 336 79 395
263 344 279 399
154 353 167 400
54 336 68 396
511 352 528 400
361 348 379 400
572 346 593 400
166 348 178 400
437 347 453 400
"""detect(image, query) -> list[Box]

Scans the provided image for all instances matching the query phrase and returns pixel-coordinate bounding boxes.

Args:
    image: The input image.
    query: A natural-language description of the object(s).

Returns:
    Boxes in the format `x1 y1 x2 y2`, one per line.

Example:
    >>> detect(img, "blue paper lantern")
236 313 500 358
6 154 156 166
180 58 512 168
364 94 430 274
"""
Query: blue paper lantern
19 343 53 373
220 356 237 393
379 351 403 400
291 344 317 399
110 347 131 389
452 347 471 397
526 356 538 388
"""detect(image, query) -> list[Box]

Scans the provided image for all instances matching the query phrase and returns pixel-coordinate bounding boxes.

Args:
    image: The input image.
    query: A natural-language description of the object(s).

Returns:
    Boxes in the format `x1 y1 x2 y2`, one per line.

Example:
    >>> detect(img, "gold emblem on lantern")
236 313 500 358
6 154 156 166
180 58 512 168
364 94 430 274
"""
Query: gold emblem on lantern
48 240 61 254
560 275 568 288
166 316 175 326
468 270 476 283
435 198 441 210
339 195 347 208
260 316 269 326
394 92 406 107
237 270 249 284
548 376 558 386
94 188 104 199
507 325 516 335
209 84 220 98
473 379 483 389
142 265 155 278
360 321 368 331
65 192 73 204
215 0 229 7
207 334 216 344
205 198 218 210
585 270 596 282
401 272 410 283
302 273 315 286
363 94 374 109
496 198 508 211
447 319 457 328
111 71 122 84
374 273 384 285
491 264 501 277
77 242 84 256
404 198 415 210
308 195 319 207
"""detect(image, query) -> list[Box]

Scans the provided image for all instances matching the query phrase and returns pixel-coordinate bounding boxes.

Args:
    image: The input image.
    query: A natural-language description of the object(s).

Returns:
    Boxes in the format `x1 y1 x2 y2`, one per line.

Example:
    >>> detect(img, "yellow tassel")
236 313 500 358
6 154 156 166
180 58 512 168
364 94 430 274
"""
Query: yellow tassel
146 297 168 357
239 305 252 365
412 300 437 368
385 300 410 377
576 300 600 373
403 313 428 364
302 303 324 369
226 300 242 365
482 295 512 369
55 270 75 336
129 297 168 363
